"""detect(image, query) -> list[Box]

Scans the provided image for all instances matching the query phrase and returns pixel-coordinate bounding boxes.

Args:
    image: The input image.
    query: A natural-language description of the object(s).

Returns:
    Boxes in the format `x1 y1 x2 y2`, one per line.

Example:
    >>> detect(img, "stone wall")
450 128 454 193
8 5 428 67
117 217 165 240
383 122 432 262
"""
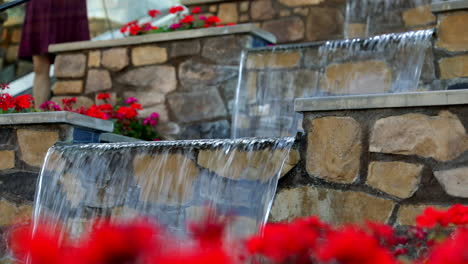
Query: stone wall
433 3 468 90
182 0 436 43
50 26 273 140
271 95 468 226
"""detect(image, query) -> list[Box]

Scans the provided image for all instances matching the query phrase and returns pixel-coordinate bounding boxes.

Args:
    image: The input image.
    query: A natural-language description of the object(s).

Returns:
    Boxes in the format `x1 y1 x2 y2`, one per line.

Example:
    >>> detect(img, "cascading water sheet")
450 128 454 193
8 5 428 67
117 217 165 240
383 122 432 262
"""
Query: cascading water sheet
232 29 433 139
33 138 294 240
344 0 431 38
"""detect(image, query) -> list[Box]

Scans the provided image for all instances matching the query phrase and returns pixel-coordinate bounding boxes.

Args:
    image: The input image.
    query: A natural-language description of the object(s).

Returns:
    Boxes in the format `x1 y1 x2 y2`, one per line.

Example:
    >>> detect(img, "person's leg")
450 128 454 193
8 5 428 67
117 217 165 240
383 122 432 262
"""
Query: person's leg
32 55 51 109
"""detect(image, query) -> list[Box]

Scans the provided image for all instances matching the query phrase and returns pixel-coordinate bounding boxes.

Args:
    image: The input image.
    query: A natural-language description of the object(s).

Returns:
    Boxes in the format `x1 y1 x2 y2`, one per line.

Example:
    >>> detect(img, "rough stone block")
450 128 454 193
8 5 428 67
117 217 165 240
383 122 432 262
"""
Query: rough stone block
88 50 101 67
397 205 448 226
218 3 238 24
262 17 305 43
0 150 14 170
5 45 18 63
102 48 129 71
306 7 343 41
246 52 301 69
132 46 168 66
320 60 392 95
370 111 468 162
250 0 275 20
434 167 468 198
198 148 289 181
180 120 230 139
59 173 85 207
117 65 176 94
168 88 227 123
345 23 367 38
270 186 395 224
86 69 112 93
202 35 243 64
11 28 22 43
436 12 468 52
0 200 32 226
17 129 59 167
306 116 362 183
52 80 84 95
138 104 169 121
367 161 423 199
402 5 435 27
439 55 468 79
178 59 237 90
54 54 87 78
133 154 199 205
282 149 300 177
170 40 201 57
123 91 165 107
240 1 249 12
279 0 324 6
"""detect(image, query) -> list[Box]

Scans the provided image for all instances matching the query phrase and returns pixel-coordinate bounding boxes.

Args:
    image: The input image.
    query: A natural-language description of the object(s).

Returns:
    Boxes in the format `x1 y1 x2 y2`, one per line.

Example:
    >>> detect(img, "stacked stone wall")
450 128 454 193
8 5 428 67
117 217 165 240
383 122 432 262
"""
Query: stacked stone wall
51 32 269 140
271 105 468 225
434 6 468 90
183 0 436 43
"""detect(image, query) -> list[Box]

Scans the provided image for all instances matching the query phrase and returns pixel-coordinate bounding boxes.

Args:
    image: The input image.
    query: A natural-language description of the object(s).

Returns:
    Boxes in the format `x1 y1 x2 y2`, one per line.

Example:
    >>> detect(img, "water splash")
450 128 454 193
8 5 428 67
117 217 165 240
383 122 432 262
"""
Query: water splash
33 137 295 240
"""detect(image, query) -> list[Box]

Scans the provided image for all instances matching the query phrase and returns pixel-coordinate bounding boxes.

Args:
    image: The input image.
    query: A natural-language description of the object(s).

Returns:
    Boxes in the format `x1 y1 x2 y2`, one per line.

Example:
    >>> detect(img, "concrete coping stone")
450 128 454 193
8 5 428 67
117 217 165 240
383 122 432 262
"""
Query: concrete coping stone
294 90 468 112
432 0 468 13
49 24 276 53
0 111 114 132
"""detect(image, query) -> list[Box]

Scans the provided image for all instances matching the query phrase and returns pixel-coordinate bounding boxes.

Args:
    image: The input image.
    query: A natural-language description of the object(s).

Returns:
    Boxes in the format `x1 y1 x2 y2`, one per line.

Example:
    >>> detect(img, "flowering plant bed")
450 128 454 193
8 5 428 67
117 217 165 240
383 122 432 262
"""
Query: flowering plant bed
1 84 160 140
120 5 234 36
9 205 468 264
40 94 161 141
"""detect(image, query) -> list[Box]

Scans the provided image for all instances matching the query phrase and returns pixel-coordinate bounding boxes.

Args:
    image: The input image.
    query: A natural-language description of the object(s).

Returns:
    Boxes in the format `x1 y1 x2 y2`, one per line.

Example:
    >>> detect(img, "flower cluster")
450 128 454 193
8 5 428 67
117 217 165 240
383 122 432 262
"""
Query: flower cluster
0 83 34 113
40 94 161 141
120 5 234 36
9 205 468 264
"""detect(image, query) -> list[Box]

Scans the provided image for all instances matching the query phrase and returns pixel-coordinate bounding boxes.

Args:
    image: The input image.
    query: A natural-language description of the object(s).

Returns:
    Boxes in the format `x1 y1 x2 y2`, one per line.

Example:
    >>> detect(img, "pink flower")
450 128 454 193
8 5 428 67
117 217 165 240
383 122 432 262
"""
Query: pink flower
125 97 138 105
169 23 182 30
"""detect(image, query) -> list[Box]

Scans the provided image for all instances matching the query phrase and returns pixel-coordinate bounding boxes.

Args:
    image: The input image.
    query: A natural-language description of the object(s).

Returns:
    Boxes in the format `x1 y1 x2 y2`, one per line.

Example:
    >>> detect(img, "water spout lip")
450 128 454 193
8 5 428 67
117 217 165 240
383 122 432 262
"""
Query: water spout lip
243 29 435 53
51 137 296 152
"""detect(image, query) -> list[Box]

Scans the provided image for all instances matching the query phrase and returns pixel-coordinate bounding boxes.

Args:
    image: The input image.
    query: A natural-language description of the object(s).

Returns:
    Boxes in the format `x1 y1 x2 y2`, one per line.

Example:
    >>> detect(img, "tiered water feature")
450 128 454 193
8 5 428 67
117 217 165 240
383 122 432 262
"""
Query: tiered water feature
31 1 438 245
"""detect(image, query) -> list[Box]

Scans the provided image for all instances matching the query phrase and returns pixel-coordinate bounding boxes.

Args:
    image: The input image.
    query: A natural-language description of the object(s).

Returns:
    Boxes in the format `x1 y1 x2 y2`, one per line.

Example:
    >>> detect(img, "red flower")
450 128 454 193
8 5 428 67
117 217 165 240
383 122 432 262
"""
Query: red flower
97 93 110 100
426 228 468 264
14 94 33 110
0 93 15 110
85 105 108 120
130 103 142 110
247 217 320 262
180 15 195 24
317 226 398 264
10 222 65 264
62 97 77 111
191 6 202 14
120 20 138 34
117 106 138 119
169 6 184 14
98 103 113 112
129 24 143 36
206 16 221 25
79 220 160 264
416 207 450 228
148 9 161 18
